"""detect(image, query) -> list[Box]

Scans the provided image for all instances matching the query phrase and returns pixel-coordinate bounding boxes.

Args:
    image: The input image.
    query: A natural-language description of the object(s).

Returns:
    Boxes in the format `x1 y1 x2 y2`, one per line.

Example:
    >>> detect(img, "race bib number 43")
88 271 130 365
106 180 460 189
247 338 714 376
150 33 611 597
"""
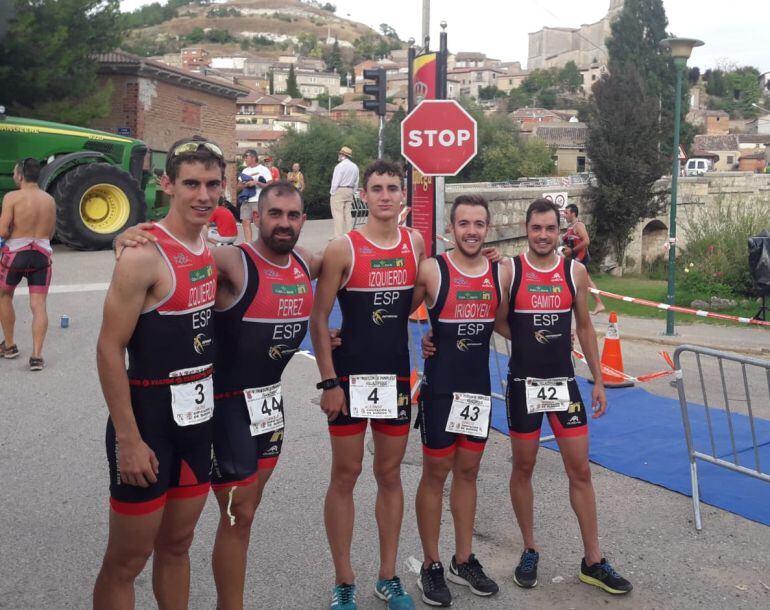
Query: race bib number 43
525 377 570 414
244 382 284 436
446 392 490 438
349 374 397 419
169 365 214 426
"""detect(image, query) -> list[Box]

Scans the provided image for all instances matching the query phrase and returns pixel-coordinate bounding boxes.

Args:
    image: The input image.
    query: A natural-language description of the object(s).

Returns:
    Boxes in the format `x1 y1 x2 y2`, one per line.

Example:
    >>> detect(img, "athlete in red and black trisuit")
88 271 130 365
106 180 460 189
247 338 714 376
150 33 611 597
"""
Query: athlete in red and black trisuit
412 195 508 607
94 138 226 610
328 224 418 435
310 160 425 608
562 203 604 314
494 198 631 596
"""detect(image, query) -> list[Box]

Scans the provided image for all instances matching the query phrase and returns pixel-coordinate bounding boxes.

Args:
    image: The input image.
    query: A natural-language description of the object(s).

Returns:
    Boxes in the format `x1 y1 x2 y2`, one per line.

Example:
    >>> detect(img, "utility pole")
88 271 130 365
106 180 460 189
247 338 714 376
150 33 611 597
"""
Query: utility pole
422 0 430 51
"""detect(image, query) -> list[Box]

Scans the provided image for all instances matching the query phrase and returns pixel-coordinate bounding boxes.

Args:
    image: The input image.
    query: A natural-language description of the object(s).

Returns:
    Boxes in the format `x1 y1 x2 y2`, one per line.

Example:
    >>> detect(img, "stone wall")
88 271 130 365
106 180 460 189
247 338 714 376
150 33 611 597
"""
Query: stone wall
445 172 770 269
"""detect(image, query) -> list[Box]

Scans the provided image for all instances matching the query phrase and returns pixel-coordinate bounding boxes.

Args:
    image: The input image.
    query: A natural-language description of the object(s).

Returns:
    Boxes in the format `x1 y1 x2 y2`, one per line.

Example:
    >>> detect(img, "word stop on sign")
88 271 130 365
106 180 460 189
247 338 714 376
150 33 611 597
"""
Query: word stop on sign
407 129 472 148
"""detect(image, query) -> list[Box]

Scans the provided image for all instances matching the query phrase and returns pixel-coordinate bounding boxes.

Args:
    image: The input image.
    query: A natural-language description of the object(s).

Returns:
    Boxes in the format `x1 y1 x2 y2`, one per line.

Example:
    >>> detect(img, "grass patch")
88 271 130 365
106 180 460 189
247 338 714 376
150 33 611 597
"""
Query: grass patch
592 274 763 327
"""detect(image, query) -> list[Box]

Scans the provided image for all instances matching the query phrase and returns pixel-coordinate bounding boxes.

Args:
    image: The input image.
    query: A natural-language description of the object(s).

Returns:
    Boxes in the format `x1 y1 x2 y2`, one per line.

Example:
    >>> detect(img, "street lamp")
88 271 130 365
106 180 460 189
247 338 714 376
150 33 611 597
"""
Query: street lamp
660 37 704 336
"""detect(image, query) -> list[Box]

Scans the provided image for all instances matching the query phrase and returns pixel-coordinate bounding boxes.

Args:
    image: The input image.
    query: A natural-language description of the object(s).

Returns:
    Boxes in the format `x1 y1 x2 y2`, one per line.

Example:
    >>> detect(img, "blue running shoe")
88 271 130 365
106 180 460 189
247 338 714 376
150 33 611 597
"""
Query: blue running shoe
374 576 414 609
330 583 357 609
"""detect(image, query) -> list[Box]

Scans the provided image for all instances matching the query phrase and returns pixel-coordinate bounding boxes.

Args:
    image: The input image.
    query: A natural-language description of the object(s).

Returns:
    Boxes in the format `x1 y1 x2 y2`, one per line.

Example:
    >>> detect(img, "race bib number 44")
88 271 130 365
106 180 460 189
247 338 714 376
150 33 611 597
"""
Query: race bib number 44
525 377 570 414
169 365 214 426
244 382 284 436
446 392 490 438
349 374 397 419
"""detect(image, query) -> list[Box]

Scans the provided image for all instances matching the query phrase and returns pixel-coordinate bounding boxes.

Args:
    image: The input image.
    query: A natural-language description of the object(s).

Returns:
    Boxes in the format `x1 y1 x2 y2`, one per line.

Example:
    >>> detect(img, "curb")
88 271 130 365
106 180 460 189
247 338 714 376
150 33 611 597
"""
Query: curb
595 329 770 358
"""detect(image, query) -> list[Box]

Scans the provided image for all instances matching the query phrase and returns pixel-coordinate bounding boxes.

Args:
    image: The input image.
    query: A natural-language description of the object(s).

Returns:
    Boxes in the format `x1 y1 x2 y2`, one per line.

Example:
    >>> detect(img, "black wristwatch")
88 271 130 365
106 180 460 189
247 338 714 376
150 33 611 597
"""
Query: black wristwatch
316 377 340 390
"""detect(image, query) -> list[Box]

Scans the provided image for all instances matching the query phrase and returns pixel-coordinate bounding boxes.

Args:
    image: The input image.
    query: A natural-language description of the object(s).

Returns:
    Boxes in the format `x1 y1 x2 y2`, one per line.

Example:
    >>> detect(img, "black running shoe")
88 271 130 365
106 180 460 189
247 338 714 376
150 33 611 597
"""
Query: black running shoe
417 562 452 607
579 558 633 595
1 341 19 359
448 554 499 597
513 548 539 588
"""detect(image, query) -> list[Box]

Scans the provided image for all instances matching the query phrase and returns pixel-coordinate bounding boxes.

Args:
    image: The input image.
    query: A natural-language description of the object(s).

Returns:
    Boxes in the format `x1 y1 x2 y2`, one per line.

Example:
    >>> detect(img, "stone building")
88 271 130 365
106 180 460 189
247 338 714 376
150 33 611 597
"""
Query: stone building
93 50 248 189
527 0 624 70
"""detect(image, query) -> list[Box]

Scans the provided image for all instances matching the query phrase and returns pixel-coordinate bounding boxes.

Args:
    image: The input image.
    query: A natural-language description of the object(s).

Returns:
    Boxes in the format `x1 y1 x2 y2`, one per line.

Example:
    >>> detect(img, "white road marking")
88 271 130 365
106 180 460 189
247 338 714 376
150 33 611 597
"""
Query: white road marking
15 282 110 296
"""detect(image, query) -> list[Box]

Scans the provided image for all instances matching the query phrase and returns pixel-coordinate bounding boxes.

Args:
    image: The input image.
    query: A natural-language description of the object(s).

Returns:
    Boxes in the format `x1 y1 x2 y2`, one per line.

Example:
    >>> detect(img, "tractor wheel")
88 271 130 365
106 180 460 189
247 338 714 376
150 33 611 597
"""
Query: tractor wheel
53 163 146 250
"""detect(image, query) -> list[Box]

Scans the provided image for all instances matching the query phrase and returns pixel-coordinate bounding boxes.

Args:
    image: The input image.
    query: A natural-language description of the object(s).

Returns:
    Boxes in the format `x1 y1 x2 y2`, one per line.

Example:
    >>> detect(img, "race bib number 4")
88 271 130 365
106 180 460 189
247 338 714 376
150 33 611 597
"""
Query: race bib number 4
349 374 397 419
244 382 284 436
446 392 491 438
169 365 214 426
525 377 570 414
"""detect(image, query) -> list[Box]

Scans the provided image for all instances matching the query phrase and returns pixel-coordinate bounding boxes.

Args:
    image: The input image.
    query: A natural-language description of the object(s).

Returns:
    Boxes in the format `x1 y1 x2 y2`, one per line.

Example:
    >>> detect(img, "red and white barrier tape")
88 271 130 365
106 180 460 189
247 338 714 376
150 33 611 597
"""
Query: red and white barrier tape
572 349 677 383
589 288 770 328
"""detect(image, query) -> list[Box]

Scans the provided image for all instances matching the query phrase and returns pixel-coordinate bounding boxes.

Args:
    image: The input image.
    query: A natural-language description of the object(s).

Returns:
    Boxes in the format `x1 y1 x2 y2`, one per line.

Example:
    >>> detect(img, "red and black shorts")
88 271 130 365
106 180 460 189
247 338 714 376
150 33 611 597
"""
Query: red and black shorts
418 389 487 457
106 389 213 515
327 376 412 437
0 245 52 295
211 394 284 490
506 375 588 440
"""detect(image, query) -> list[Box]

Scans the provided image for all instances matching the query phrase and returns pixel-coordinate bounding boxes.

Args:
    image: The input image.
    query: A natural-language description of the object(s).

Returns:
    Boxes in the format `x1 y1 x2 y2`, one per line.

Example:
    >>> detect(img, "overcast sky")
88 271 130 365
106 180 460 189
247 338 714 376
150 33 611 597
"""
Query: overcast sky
119 1 769 73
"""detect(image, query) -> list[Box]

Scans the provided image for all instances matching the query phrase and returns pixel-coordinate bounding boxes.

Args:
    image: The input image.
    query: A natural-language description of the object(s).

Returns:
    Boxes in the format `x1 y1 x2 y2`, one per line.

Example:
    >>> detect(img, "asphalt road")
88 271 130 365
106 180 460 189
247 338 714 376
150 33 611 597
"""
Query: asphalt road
2 224 770 609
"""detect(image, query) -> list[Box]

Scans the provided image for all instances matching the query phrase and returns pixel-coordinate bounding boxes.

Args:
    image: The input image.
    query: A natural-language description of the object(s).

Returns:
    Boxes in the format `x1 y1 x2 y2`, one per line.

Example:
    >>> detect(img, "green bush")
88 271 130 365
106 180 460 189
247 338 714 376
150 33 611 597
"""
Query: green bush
678 199 770 300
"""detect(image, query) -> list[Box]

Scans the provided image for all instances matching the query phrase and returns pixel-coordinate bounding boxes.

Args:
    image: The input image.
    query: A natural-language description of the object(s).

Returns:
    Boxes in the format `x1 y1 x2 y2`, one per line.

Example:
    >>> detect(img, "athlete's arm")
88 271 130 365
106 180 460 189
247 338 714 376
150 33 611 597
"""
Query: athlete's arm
113 222 158 259
572 263 607 418
410 257 434 313
494 259 513 340
0 193 14 238
96 246 162 487
310 238 350 420
212 245 244 310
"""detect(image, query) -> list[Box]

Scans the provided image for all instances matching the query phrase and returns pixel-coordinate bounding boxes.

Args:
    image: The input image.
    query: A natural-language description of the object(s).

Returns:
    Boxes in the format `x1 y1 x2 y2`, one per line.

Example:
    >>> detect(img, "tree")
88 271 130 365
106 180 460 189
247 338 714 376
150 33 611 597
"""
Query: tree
507 87 533 112
0 0 123 125
268 70 275 95
478 86 505 100
324 39 343 74
585 66 667 268
286 64 301 98
558 61 583 93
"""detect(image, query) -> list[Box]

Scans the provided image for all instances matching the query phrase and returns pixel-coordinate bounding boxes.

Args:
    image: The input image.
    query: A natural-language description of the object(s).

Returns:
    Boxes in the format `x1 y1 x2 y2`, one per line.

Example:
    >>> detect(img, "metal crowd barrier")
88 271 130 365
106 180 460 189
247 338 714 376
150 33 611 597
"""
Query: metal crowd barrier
673 345 770 530
351 193 368 228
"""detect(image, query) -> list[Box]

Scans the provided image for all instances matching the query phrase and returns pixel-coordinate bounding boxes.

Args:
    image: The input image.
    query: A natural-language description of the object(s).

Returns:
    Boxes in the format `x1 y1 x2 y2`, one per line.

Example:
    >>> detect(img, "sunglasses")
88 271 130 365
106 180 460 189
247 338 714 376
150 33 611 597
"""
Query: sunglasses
170 141 224 160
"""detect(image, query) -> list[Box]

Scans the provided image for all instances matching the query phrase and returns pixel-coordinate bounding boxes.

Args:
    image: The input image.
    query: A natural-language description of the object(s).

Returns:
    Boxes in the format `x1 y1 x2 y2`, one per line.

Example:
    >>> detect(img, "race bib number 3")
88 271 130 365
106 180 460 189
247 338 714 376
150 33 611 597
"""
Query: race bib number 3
244 382 284 436
446 392 491 438
169 365 214 426
525 377 570 414
349 374 397 419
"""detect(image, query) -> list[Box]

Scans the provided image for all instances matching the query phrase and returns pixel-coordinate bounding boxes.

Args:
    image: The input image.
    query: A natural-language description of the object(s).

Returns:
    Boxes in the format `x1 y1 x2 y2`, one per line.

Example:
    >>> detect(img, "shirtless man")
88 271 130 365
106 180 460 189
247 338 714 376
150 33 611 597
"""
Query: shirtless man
0 158 56 369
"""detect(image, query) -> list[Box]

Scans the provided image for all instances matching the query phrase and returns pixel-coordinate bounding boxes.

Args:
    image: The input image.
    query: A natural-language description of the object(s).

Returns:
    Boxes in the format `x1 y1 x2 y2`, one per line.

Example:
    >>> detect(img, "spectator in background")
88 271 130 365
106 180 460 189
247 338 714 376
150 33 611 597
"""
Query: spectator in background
206 197 238 246
329 146 358 239
561 204 605 315
288 162 305 192
238 150 272 244
266 156 281 182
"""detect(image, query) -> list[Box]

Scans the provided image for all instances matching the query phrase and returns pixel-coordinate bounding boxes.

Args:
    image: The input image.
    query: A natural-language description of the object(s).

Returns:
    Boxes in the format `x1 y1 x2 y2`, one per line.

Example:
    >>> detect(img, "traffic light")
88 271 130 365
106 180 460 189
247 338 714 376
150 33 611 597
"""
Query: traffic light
362 67 387 116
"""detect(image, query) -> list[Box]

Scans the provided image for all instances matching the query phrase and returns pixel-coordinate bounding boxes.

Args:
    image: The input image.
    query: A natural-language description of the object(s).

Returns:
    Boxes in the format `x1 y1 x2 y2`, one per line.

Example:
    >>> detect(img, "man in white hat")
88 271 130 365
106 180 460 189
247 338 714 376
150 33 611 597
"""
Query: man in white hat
329 146 359 239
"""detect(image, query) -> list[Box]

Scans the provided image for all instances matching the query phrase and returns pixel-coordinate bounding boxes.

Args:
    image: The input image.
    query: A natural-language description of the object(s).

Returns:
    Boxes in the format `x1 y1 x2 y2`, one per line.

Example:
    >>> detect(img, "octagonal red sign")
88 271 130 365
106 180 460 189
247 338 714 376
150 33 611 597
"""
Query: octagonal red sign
401 100 478 176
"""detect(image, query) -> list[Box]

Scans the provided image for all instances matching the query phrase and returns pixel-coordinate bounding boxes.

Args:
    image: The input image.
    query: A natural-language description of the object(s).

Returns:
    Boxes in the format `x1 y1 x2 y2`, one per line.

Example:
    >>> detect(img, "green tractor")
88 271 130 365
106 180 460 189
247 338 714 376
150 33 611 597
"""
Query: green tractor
0 110 168 250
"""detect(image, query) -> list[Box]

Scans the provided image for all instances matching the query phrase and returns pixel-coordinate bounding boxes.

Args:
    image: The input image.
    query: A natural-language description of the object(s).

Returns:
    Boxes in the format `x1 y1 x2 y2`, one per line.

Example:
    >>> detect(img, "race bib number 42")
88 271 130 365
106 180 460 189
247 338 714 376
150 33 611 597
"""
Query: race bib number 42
349 374 397 419
244 382 284 436
525 377 570 414
169 365 214 426
446 392 490 438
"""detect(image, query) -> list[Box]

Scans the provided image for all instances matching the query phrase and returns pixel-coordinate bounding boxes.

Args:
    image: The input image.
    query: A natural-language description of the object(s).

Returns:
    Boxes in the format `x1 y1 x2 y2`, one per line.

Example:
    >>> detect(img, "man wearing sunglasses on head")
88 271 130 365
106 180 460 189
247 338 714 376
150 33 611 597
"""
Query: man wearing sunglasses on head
94 136 225 610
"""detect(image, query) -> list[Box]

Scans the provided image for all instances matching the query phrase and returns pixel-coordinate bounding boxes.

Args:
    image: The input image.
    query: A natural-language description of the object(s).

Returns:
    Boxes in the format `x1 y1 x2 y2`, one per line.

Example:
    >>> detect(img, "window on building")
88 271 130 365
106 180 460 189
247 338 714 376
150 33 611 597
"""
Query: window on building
727 155 735 164
577 156 586 172
181 100 202 128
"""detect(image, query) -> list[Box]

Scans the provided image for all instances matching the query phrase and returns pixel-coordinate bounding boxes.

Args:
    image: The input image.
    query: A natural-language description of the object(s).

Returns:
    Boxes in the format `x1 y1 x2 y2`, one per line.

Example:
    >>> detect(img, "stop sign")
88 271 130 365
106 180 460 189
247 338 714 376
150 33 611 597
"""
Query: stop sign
401 100 477 176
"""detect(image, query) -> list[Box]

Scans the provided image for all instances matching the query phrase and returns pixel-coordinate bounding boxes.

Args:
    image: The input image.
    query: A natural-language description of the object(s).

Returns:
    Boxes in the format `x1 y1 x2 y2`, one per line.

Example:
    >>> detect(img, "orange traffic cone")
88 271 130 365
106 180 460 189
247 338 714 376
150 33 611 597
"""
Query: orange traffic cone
410 368 422 404
590 311 634 388
409 301 428 322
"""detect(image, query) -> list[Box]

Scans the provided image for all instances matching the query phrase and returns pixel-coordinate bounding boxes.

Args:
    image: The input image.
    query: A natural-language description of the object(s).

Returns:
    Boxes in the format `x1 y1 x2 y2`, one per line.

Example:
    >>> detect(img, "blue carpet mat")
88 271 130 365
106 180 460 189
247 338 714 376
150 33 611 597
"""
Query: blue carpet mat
301 303 770 527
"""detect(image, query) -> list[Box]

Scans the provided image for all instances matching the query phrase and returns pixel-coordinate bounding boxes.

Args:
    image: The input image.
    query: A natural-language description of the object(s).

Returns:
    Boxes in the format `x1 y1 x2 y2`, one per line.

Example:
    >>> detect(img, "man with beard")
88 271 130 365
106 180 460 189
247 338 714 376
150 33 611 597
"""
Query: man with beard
411 195 509 607
115 181 322 609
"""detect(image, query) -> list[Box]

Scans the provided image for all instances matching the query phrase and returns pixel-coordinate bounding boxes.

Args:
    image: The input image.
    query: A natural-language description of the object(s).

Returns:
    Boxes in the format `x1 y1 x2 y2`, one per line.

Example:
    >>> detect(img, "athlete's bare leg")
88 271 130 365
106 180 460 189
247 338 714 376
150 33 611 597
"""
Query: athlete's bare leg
29 293 48 358
556 434 601 564
509 437 540 551
587 276 604 315
212 468 275 610
152 494 208 610
242 219 253 245
371 429 409 580
416 453 453 564
326 431 366 584
0 290 15 347
93 508 164 610
450 447 484 563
